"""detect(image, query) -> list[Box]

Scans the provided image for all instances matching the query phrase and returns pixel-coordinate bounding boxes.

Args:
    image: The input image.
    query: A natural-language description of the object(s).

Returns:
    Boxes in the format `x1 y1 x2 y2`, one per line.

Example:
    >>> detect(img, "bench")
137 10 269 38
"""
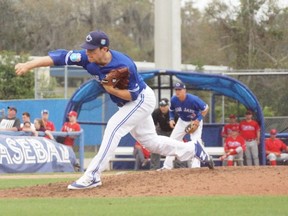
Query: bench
108 146 227 170
108 147 166 170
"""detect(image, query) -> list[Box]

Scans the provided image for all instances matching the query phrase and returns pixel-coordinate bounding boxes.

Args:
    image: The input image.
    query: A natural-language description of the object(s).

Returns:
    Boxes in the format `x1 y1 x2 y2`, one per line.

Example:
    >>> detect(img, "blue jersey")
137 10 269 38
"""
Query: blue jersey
169 93 207 122
48 49 146 105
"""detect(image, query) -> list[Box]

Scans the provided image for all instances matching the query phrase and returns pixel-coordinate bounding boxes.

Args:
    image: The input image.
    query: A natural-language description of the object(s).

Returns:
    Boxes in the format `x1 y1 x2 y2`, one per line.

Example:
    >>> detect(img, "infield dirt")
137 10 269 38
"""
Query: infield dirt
0 166 287 198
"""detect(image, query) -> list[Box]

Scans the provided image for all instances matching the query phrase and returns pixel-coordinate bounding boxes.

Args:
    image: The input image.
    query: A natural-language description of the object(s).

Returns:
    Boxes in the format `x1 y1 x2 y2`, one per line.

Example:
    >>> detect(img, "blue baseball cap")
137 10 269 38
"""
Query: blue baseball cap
81 30 110 50
41 109 49 115
174 82 186 90
7 106 17 113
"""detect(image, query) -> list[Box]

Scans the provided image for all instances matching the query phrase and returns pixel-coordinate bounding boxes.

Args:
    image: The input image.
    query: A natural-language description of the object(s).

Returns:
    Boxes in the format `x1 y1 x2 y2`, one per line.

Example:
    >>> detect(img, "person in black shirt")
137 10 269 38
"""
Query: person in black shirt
151 98 177 169
0 106 20 131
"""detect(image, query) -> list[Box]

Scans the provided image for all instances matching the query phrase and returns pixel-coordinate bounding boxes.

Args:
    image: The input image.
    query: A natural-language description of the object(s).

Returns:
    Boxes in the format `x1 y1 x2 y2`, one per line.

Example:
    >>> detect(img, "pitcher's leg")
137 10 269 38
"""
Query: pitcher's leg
84 110 133 180
68 93 152 189
84 90 157 180
130 116 193 161
68 113 130 190
131 115 214 169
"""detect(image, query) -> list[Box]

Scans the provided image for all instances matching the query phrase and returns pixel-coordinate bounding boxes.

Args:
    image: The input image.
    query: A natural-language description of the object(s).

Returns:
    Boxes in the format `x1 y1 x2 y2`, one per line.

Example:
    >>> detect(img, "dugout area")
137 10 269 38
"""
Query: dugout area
64 70 266 166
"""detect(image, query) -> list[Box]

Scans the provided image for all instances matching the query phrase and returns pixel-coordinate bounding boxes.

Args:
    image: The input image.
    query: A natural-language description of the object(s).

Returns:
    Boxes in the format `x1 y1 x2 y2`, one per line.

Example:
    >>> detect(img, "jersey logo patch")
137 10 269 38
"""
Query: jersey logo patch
70 53 81 62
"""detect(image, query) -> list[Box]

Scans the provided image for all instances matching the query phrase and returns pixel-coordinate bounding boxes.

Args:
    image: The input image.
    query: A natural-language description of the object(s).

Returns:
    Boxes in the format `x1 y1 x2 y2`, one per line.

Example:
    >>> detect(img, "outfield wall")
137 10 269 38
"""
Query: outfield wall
0 99 224 149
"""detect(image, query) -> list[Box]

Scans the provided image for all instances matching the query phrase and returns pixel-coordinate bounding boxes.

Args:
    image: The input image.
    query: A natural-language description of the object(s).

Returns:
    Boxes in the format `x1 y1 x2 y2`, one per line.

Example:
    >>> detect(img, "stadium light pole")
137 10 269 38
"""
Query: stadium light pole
154 0 181 101
154 0 181 70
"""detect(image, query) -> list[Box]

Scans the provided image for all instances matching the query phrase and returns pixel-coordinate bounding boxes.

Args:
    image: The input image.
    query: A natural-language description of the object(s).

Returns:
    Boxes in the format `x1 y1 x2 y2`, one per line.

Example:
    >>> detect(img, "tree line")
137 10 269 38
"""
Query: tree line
0 0 288 116
1 0 288 69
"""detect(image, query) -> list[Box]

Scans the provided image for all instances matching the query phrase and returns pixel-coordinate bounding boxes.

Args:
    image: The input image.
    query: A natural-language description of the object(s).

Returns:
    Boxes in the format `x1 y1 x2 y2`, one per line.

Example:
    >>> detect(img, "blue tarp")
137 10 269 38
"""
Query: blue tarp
64 70 265 165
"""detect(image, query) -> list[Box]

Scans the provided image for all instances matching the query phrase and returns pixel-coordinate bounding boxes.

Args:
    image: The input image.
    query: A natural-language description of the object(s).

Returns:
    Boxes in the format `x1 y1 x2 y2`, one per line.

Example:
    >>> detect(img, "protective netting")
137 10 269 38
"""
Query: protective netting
264 117 288 133
230 72 288 117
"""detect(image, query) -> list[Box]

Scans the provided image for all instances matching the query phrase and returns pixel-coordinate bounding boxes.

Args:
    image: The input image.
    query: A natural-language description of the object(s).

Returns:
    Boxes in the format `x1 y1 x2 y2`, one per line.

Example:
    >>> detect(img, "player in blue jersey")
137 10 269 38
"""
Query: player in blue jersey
159 82 209 170
15 30 214 190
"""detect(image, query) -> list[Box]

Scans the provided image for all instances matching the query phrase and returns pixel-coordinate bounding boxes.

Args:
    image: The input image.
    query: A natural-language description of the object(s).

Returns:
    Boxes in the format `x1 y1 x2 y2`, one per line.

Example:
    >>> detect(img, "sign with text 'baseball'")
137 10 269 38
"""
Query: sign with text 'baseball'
0 135 76 173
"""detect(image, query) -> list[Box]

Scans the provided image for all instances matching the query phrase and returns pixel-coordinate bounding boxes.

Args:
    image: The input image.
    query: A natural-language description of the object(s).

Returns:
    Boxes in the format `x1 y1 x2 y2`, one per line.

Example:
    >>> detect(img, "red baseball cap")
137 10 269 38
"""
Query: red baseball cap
68 111 78 117
270 129 277 135
229 114 236 119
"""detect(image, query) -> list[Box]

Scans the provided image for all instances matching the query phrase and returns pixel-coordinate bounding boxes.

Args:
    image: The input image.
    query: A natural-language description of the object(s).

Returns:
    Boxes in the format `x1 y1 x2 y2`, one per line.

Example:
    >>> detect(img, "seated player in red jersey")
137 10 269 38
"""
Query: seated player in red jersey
265 129 288 166
220 125 246 166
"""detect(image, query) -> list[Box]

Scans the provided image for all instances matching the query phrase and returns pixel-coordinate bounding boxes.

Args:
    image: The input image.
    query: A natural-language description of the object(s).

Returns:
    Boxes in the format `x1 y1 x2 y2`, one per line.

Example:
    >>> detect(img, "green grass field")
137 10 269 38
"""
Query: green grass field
0 176 288 216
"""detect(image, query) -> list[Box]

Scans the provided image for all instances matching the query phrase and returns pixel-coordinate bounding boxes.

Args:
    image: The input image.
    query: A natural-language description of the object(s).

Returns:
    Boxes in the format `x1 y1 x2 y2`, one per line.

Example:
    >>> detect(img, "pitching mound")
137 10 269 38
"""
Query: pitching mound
1 166 287 198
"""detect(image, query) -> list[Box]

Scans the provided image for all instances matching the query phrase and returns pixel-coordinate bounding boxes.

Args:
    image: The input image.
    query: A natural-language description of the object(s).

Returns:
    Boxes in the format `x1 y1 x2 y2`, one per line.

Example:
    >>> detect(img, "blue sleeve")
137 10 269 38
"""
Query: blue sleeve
129 88 141 101
195 99 207 121
197 115 203 121
48 49 69 66
127 65 145 101
169 99 175 120
48 49 88 67
189 95 207 121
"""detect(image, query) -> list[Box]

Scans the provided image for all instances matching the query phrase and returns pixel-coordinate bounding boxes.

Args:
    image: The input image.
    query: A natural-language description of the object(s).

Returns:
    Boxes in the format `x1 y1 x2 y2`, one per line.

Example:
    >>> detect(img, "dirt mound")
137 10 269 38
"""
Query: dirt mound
1 166 287 198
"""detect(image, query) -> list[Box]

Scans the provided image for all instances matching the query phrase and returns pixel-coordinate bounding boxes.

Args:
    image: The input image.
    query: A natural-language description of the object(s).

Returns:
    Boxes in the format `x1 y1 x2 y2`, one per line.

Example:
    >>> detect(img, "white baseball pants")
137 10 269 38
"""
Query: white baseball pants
84 86 199 181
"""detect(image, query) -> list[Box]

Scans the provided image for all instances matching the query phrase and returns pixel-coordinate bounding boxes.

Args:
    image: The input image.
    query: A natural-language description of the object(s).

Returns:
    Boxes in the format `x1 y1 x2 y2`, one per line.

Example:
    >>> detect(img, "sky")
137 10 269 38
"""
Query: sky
185 0 288 11
182 0 239 11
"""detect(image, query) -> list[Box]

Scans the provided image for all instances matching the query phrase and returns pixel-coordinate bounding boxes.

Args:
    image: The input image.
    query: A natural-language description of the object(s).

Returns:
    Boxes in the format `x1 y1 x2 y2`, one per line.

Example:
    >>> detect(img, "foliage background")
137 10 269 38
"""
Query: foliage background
0 0 288 116
0 51 34 99
1 0 288 69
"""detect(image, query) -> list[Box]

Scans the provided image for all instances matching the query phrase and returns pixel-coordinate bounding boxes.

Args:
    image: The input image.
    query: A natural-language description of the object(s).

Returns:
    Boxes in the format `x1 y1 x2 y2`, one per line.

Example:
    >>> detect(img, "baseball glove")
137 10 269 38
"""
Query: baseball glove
101 67 130 89
185 120 199 134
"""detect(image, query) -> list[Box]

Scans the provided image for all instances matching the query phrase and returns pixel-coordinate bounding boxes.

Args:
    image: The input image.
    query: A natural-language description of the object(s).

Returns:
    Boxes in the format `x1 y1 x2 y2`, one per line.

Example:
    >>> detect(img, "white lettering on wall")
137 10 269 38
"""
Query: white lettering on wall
0 143 13 164
6 138 24 164
17 139 37 164
45 139 63 163
0 137 72 165
28 138 48 163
